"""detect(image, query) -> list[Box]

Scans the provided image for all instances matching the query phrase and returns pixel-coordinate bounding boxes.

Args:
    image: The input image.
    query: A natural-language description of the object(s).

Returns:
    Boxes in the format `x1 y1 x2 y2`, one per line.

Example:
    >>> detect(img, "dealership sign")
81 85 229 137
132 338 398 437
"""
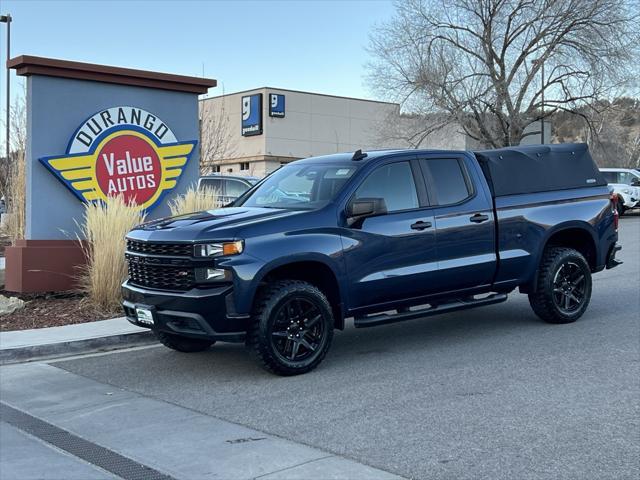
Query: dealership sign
241 93 263 136
40 106 196 211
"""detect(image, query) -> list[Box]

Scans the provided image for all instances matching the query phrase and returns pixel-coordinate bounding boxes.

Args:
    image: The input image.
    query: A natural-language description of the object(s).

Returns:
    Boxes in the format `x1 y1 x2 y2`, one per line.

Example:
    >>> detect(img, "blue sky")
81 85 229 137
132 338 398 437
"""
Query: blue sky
0 0 395 113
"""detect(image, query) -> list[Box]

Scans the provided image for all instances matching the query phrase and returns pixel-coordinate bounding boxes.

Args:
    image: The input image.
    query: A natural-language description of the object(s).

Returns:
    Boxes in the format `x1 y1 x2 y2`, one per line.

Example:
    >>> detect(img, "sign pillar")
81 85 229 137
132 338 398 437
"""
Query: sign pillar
5 55 216 292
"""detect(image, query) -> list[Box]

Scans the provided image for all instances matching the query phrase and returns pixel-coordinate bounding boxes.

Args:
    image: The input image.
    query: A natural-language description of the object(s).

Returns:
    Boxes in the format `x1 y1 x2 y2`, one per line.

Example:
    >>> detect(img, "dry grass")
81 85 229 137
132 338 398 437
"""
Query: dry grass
2 150 26 243
168 185 221 216
78 196 146 312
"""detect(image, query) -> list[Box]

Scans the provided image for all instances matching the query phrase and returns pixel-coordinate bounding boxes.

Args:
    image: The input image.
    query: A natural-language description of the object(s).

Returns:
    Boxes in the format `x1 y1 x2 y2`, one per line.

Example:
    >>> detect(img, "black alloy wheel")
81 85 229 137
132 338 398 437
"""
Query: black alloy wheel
551 261 587 315
270 297 325 362
248 280 334 375
528 247 592 324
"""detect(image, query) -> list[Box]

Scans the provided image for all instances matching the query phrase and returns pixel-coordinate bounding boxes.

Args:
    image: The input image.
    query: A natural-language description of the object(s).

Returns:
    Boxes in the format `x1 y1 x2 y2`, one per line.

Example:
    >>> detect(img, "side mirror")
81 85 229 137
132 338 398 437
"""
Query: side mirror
346 197 387 227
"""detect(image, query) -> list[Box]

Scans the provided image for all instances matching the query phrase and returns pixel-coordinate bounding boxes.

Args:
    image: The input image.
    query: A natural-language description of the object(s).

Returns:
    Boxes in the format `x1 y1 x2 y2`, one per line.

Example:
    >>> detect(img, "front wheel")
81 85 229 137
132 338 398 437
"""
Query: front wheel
248 280 334 376
528 247 592 324
616 198 625 216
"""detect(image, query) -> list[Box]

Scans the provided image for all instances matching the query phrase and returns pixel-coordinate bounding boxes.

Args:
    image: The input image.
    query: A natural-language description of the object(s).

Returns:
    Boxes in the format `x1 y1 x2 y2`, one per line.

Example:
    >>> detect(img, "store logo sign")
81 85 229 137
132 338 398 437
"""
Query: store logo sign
241 93 263 136
40 106 195 211
269 93 285 118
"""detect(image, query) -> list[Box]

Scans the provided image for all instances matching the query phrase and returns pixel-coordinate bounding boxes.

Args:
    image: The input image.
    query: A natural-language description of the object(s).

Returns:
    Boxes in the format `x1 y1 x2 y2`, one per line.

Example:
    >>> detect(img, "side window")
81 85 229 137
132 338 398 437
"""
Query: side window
225 179 250 198
199 178 222 193
617 171 633 185
601 171 617 184
421 158 471 205
354 162 419 212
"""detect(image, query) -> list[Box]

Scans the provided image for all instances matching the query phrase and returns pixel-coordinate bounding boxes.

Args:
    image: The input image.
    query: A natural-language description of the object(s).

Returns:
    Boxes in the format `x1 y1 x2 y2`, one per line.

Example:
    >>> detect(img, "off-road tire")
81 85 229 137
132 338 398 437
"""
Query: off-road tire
154 330 215 352
248 280 334 376
528 247 592 324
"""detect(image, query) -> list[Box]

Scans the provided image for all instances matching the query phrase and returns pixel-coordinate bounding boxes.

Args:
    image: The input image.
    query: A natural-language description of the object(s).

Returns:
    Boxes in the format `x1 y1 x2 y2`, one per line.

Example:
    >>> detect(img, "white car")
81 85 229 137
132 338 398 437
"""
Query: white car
600 168 640 215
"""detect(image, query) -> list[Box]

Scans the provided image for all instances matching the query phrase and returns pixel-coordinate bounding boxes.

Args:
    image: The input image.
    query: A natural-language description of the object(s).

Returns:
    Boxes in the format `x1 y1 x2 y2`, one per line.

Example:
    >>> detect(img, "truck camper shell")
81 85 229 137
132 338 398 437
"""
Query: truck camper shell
474 143 606 197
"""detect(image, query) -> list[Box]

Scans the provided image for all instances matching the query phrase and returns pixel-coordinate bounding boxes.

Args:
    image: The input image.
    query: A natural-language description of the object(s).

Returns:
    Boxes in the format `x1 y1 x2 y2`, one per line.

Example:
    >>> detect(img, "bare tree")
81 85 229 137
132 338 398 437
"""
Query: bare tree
367 0 640 148
199 95 237 174
1 86 27 241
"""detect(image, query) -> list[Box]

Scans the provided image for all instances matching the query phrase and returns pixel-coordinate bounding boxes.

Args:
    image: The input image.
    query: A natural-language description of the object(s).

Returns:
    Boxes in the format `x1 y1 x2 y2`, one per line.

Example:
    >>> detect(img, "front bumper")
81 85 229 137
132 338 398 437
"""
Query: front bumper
122 280 249 343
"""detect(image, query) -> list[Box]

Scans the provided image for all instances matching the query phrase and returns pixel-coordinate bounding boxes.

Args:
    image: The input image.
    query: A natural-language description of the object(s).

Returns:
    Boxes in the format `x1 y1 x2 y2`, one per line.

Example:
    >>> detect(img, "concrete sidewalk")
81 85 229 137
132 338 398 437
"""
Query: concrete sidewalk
0 317 156 364
1 362 404 480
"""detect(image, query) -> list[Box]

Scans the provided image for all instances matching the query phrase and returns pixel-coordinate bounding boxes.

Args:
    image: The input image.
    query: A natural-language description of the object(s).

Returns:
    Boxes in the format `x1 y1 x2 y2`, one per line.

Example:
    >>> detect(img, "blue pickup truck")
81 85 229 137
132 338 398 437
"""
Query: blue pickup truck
123 144 621 375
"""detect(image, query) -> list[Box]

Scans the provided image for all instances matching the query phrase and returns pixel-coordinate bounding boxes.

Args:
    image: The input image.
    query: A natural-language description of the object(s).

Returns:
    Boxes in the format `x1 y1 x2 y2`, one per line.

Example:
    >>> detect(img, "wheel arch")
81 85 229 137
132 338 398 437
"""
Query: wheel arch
251 256 346 330
522 221 598 293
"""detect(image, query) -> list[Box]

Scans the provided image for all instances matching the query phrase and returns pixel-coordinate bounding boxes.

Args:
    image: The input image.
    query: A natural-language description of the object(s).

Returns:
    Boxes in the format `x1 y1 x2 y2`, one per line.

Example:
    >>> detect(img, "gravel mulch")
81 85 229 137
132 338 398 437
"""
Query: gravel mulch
0 292 119 331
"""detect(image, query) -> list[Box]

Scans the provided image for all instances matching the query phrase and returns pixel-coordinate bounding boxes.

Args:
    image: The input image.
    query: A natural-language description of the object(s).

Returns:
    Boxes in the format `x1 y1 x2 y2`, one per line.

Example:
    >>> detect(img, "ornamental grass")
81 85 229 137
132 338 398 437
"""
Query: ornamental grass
79 195 145 311
168 185 221 216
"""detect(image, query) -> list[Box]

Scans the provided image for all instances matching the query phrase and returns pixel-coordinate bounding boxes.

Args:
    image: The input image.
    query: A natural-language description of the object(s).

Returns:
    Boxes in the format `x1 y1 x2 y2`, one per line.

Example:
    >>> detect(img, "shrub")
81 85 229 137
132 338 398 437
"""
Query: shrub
168 185 221 216
79 196 145 311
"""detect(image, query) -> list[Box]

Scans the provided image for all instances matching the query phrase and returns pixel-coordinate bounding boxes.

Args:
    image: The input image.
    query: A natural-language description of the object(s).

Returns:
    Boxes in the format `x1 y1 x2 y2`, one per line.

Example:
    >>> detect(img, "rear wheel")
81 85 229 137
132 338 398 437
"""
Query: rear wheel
248 280 334 376
154 330 215 352
528 247 592 324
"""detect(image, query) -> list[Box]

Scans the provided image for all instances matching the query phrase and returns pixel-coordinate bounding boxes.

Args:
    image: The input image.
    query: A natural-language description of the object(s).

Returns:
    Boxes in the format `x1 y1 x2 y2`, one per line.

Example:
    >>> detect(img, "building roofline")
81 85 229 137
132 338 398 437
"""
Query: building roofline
201 86 399 106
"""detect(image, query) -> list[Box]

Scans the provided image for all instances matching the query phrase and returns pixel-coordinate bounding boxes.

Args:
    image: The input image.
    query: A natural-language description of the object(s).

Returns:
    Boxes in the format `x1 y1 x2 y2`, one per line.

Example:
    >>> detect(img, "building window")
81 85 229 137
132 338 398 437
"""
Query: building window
212 165 221 173
240 162 250 171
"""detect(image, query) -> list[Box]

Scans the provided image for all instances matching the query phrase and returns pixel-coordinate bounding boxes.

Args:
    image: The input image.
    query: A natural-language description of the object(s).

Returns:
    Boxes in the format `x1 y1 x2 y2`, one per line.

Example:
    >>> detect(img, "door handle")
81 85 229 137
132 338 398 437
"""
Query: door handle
410 220 432 230
470 213 489 223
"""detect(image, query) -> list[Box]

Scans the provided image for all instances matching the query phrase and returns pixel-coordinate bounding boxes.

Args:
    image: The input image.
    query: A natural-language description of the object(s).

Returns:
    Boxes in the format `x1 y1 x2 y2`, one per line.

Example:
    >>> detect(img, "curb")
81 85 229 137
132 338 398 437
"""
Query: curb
0 330 157 365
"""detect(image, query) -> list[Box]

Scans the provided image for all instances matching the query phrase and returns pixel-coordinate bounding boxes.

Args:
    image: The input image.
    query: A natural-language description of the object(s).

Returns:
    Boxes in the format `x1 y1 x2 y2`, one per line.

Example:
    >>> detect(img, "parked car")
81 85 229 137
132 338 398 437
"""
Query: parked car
599 168 640 215
198 174 260 205
123 144 621 376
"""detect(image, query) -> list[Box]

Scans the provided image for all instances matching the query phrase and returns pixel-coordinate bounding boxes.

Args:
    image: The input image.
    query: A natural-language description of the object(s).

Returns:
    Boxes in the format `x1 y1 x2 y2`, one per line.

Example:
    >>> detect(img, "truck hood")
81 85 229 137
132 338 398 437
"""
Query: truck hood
128 207 303 242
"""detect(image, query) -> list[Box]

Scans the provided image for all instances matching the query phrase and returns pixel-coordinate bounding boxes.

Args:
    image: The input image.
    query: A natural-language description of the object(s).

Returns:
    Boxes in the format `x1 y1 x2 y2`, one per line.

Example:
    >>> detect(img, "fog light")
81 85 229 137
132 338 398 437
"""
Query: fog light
206 268 226 280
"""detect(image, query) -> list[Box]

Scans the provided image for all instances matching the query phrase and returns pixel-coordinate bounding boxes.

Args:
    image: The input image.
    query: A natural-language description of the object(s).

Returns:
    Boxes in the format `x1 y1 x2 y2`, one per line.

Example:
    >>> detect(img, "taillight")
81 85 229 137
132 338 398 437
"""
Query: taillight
611 194 619 230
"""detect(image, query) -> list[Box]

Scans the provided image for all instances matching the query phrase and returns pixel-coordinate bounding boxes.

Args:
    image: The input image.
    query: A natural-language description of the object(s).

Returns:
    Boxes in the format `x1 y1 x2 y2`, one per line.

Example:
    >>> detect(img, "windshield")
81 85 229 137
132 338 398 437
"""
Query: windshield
238 163 356 210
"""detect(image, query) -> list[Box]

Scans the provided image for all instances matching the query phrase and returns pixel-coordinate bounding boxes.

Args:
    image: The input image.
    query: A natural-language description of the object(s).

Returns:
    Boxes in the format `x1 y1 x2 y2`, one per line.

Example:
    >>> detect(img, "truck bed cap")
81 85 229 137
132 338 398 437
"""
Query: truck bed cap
474 143 606 197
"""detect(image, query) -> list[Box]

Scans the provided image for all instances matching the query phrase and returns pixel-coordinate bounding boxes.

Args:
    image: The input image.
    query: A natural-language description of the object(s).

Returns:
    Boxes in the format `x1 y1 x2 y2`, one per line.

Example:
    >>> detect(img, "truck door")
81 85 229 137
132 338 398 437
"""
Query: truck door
417 155 496 292
342 159 439 309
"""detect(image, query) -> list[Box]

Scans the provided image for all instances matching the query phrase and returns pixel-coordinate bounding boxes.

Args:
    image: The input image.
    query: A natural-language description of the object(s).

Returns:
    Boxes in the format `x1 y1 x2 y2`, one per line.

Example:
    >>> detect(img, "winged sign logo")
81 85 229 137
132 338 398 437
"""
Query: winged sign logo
40 106 196 211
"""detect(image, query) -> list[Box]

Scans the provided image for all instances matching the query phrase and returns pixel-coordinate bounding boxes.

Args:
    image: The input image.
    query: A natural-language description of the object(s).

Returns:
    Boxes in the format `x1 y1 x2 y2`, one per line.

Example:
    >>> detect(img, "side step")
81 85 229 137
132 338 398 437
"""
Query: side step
353 293 508 329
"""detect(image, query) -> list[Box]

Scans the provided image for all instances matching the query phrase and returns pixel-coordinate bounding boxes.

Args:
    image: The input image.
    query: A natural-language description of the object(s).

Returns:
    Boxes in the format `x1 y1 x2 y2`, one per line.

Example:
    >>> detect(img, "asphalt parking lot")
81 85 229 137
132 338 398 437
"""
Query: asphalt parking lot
47 213 639 480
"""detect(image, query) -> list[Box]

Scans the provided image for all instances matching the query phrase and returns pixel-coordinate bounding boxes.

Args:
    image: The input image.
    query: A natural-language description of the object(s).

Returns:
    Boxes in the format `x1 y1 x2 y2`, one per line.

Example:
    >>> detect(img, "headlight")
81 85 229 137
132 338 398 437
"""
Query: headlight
195 240 244 257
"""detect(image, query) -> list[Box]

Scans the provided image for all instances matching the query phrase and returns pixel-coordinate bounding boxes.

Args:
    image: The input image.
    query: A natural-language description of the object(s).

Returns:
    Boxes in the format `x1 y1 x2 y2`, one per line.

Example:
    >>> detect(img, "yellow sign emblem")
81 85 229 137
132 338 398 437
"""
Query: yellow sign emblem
40 106 196 211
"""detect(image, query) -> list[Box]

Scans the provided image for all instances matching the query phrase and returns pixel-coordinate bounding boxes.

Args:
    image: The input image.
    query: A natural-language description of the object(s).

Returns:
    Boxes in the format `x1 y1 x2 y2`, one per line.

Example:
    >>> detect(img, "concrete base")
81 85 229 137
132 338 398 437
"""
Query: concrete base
4 240 87 293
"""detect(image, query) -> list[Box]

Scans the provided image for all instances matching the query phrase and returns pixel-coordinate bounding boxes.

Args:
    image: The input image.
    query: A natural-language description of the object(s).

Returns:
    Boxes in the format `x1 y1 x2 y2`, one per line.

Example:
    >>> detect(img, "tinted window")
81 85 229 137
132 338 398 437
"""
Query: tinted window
199 178 222 192
225 179 250 198
422 159 471 205
600 171 617 184
354 162 419 212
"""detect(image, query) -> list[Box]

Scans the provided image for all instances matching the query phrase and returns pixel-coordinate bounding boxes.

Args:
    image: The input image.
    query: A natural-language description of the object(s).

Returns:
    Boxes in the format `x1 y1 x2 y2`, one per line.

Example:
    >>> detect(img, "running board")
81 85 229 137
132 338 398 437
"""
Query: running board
353 293 508 328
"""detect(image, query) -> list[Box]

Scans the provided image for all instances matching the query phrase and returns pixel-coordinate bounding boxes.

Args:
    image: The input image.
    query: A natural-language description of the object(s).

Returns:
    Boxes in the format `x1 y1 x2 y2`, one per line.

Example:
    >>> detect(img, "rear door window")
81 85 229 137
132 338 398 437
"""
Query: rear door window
600 171 617 184
420 158 472 205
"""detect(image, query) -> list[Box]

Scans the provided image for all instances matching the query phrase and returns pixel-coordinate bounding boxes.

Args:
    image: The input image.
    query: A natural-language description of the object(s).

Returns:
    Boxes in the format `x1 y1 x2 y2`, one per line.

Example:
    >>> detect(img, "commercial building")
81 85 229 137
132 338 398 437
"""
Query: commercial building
199 87 472 177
